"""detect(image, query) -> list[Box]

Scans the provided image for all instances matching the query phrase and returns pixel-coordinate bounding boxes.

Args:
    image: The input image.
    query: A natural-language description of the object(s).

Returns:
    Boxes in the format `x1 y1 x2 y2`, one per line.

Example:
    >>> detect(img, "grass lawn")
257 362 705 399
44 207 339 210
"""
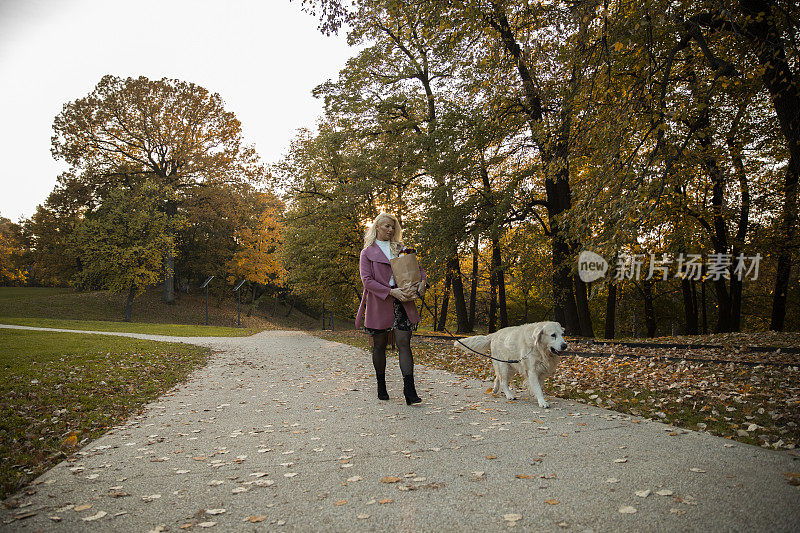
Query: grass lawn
0 328 211 500
0 287 74 300
0 317 258 337
0 286 320 334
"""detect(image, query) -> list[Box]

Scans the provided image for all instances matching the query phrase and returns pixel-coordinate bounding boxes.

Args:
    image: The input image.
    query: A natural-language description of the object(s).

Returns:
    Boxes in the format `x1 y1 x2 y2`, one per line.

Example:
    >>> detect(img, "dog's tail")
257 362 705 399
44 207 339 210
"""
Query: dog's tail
454 334 491 355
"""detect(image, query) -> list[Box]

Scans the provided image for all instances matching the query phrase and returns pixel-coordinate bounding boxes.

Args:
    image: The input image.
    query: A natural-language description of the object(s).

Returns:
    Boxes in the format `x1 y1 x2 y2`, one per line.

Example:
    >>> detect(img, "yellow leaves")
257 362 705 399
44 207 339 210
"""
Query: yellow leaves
613 42 624 52
227 192 285 285
62 433 78 448
0 231 26 284
381 475 402 483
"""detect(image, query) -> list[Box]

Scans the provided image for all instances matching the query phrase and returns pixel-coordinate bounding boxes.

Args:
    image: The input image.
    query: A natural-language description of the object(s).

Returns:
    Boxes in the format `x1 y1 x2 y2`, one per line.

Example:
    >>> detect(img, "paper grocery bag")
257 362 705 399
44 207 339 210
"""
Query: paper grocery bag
390 252 421 291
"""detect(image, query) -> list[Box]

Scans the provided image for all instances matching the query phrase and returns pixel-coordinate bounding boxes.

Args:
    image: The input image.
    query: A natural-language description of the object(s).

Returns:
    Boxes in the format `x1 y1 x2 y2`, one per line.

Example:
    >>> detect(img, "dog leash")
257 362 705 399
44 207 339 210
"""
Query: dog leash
416 293 522 364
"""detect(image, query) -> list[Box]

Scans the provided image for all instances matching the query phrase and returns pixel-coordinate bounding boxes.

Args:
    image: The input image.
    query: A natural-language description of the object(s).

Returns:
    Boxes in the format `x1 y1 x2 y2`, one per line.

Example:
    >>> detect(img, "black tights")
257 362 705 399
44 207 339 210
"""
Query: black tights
372 329 413 377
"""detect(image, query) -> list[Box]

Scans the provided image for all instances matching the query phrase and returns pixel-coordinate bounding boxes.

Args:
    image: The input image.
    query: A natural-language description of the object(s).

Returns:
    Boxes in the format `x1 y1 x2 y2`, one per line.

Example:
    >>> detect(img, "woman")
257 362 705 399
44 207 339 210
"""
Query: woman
355 213 427 405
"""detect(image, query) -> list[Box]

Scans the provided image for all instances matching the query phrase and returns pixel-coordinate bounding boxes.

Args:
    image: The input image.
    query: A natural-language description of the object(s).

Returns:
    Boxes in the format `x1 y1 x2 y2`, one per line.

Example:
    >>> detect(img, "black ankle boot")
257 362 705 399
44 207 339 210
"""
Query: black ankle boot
403 374 422 405
376 373 389 400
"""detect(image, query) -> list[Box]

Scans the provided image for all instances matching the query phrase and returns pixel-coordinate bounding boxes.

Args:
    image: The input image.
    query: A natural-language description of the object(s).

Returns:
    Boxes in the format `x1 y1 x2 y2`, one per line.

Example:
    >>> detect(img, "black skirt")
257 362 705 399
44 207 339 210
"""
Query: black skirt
364 297 417 336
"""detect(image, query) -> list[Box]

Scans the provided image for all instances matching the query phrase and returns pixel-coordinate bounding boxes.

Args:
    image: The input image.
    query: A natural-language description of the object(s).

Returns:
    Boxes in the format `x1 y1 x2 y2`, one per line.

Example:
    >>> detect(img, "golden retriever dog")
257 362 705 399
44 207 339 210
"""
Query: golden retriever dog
454 321 567 408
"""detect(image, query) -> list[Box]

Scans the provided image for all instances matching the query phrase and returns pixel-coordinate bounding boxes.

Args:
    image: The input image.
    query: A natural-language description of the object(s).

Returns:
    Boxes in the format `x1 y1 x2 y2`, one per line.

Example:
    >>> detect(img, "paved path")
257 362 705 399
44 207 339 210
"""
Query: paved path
1 327 798 532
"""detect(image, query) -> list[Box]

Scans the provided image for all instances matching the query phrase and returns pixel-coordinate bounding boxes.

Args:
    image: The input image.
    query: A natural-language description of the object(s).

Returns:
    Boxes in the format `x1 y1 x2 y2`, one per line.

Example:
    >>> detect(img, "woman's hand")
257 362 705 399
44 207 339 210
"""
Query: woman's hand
390 288 411 302
416 280 427 297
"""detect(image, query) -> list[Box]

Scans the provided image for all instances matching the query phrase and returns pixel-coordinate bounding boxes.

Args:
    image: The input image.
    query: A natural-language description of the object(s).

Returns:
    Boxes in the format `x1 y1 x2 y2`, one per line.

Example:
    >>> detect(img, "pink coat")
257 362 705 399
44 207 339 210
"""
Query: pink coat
355 243 426 330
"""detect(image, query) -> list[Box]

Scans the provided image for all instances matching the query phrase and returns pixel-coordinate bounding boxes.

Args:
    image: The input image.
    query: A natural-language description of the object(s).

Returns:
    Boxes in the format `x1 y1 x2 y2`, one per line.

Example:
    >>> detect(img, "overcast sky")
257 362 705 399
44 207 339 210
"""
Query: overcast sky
0 0 356 222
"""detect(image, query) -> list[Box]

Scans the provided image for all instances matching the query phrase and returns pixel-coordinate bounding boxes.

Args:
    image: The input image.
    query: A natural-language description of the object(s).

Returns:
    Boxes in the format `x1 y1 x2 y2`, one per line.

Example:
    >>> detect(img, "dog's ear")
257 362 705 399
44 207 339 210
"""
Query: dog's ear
534 324 545 345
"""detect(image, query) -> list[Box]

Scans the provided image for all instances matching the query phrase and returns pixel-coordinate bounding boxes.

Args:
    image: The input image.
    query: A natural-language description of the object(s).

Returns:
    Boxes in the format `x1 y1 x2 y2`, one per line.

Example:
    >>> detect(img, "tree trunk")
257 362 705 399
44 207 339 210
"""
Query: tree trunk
573 275 594 337
124 286 135 322
488 260 497 333
449 257 471 333
431 292 439 329
437 269 452 332
497 264 508 329
469 235 478 330
162 249 175 304
488 6 582 335
682 279 699 334
491 236 508 329
604 281 616 339
551 234 580 334
701 280 708 334
728 98 751 332
733 0 799 332
642 278 657 338
697 124 733 333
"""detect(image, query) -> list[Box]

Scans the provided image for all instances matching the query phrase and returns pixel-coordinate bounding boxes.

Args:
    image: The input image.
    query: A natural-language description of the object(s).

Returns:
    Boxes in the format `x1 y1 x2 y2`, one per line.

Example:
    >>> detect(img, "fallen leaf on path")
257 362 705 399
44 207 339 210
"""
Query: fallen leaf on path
357 513 370 519
197 521 217 528
205 509 226 515
503 513 522 522
379 498 393 504
247 516 266 523
689 468 706 473
544 499 559 505
334 500 347 506
656 489 674 496
618 506 637 514
381 476 401 483
82 511 107 521
636 490 651 498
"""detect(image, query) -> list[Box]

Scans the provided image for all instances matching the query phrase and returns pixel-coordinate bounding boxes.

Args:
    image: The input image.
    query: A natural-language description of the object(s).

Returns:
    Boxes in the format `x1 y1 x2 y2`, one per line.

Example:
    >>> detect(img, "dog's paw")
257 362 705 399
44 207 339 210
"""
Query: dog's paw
538 399 550 408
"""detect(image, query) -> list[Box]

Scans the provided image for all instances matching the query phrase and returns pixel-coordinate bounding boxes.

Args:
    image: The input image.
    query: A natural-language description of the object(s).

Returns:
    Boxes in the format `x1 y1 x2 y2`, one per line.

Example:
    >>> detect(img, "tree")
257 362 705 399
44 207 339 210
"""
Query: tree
226 190 286 314
51 75 264 303
276 124 379 317
76 181 175 321
0 216 26 285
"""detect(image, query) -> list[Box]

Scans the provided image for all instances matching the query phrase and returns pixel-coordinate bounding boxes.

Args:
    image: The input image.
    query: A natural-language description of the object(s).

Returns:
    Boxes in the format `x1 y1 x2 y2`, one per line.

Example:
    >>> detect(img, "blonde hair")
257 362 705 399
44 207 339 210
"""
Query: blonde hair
364 212 403 254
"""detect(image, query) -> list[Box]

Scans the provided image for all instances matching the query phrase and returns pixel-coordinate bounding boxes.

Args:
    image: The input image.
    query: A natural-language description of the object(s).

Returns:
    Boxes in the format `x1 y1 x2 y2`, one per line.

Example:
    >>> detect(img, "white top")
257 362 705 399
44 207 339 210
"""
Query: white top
376 239 395 286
